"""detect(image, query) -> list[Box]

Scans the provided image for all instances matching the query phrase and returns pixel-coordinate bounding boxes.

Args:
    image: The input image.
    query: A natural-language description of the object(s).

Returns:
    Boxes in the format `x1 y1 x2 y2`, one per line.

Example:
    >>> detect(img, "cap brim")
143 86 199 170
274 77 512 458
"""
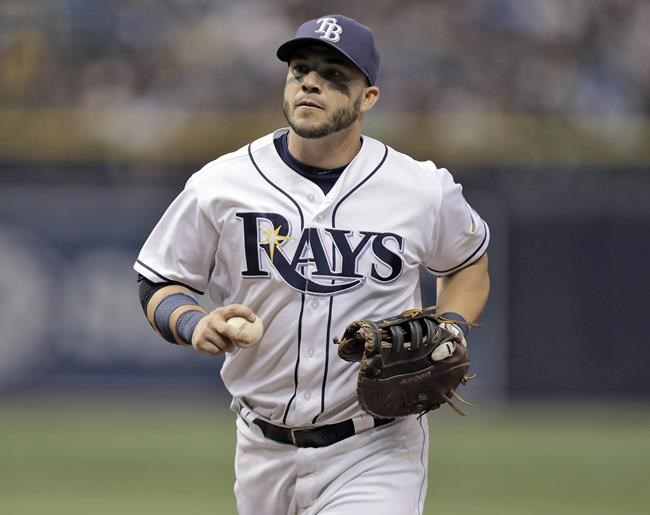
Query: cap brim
276 37 372 84
277 37 338 62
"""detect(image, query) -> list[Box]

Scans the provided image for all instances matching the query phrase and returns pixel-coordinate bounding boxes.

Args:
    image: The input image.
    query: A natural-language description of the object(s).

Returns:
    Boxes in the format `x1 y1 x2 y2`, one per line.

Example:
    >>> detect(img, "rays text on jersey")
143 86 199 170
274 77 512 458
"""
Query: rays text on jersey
237 212 404 296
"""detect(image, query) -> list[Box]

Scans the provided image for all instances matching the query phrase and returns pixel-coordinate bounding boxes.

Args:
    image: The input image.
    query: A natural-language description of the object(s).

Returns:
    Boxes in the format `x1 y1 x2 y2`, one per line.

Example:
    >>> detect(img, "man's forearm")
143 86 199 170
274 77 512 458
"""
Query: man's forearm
436 253 490 323
139 278 208 345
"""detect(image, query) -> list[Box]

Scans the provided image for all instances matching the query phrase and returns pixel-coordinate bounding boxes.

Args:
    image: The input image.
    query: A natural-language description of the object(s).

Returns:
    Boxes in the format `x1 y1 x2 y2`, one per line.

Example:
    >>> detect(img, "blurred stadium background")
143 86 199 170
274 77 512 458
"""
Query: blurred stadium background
1 1 649 514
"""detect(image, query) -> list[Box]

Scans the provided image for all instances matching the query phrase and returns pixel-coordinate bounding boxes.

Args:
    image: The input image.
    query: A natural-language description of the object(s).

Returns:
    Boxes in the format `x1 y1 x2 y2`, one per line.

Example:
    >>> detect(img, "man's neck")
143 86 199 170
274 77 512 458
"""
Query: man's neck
287 127 362 169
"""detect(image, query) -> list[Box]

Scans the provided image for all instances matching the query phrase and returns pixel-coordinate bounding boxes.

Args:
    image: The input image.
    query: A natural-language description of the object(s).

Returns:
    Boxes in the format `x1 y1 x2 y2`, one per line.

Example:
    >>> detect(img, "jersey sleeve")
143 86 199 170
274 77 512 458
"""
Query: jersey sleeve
425 167 489 276
133 178 218 294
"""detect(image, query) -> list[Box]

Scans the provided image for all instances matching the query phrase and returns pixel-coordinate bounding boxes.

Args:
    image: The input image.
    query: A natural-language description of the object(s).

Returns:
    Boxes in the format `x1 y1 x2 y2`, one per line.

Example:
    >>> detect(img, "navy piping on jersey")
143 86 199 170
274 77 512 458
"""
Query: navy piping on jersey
426 220 489 275
310 144 389 424
311 234 339 424
248 143 305 231
250 140 388 424
331 145 389 223
282 294 306 425
135 259 204 295
311 295 334 425
248 143 308 425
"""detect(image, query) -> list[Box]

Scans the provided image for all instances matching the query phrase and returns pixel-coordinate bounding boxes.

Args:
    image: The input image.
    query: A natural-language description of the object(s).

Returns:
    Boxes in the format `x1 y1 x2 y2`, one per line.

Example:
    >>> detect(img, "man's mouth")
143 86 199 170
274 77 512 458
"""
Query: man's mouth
296 100 324 109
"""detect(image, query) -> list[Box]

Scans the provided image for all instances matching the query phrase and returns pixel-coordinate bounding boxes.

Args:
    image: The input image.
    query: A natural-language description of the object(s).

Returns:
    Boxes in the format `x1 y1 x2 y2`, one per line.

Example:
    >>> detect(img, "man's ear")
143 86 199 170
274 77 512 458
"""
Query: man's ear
360 86 380 113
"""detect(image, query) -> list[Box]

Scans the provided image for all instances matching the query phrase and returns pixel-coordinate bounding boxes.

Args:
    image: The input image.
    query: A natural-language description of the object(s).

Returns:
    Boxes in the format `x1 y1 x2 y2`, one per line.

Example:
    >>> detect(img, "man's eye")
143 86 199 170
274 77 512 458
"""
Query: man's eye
325 69 343 79
293 64 309 75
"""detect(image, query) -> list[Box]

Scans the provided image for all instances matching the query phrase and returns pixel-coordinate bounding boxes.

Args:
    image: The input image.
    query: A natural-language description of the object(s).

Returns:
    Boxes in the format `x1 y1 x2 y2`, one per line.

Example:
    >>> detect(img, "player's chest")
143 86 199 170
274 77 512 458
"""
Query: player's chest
213 184 430 295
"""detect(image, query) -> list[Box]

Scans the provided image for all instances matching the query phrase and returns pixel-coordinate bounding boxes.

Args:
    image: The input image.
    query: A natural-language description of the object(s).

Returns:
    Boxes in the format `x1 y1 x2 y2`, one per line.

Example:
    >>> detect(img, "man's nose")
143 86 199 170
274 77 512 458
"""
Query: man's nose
301 70 323 93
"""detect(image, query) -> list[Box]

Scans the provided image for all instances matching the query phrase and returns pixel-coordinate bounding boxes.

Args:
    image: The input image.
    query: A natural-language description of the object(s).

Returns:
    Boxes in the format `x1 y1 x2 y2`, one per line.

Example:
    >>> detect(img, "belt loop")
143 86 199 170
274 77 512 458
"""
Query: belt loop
229 397 241 415
232 398 259 427
352 413 375 434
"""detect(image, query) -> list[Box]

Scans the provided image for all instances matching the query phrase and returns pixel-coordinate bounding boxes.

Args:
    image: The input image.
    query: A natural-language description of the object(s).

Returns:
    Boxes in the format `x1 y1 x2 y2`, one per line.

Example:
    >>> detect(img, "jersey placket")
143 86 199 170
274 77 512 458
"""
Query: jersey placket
288 190 334 426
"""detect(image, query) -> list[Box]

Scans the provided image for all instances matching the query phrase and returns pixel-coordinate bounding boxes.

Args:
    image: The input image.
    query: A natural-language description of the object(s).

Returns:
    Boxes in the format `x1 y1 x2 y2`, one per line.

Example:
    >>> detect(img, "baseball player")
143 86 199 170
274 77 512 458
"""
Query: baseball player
135 14 490 515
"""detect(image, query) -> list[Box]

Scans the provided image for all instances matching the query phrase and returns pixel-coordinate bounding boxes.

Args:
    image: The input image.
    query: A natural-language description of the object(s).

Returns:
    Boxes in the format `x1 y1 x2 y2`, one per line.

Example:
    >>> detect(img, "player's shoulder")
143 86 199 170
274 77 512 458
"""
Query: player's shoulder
186 131 277 187
373 137 450 180
185 147 248 187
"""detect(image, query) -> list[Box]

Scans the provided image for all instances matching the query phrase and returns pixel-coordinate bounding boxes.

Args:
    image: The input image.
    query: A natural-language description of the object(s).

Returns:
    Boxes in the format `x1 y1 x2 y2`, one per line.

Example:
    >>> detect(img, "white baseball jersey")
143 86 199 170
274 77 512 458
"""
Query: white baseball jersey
134 128 489 428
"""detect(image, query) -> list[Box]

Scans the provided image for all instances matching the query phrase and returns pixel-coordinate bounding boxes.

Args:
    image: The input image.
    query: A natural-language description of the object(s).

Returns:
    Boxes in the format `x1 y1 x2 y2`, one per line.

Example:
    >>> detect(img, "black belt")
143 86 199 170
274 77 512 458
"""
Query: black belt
252 416 395 448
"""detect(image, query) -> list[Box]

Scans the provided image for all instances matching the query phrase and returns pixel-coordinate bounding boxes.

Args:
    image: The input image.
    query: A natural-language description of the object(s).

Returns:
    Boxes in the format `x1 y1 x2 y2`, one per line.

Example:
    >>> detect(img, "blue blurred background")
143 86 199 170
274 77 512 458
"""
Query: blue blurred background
1 0 648 400
1 2 649 513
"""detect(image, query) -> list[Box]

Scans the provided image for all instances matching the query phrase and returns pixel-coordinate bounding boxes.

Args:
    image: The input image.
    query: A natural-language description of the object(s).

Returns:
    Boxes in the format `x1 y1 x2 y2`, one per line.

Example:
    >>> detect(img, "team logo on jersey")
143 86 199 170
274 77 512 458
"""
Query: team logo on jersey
315 17 342 42
236 212 404 295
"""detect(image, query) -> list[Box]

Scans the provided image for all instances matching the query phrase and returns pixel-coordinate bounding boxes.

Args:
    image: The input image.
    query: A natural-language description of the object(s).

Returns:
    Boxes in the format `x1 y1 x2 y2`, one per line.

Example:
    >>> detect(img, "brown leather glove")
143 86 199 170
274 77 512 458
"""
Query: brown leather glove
333 307 474 417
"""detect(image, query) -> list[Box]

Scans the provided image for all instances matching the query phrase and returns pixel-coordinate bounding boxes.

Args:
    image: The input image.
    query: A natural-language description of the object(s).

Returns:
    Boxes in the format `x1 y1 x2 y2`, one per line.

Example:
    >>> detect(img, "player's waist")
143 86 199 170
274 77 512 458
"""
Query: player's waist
233 399 395 448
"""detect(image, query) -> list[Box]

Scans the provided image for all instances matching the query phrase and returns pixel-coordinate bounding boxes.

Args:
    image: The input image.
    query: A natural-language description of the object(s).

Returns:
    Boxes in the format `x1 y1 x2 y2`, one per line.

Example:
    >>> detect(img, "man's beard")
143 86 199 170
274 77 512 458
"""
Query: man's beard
283 95 362 138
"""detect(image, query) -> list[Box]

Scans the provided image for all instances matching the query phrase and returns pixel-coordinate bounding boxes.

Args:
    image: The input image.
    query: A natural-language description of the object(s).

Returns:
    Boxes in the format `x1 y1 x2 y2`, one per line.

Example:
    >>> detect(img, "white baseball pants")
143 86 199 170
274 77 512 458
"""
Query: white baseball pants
234 415 429 515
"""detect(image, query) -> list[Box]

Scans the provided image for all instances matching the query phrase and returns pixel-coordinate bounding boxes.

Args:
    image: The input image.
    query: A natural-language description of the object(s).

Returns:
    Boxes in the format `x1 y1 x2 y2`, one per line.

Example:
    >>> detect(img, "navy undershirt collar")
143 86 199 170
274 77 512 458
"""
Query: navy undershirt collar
273 132 349 195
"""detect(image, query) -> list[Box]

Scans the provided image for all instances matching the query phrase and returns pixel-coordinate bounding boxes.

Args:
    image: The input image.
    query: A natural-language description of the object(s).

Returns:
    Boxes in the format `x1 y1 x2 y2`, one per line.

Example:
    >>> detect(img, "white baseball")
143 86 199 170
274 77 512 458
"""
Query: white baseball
226 315 264 348
430 341 455 361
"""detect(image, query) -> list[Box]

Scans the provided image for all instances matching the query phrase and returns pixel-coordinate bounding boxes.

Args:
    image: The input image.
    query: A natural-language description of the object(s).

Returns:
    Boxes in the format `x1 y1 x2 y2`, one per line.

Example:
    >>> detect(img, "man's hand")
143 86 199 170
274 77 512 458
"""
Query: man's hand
191 304 258 356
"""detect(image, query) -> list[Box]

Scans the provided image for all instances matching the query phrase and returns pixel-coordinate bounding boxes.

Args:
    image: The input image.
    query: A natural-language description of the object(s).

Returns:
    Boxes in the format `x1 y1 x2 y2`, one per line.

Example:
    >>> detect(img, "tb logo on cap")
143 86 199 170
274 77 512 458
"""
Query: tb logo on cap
315 17 342 42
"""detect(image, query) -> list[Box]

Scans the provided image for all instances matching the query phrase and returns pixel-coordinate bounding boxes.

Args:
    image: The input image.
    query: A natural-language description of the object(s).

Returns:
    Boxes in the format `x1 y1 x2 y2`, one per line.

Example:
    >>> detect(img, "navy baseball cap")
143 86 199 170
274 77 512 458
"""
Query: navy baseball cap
276 14 380 85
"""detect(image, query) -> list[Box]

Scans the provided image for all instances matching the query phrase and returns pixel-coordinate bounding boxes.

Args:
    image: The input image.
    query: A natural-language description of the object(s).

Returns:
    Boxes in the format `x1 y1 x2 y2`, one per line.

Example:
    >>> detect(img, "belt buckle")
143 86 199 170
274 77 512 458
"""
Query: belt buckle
290 427 311 447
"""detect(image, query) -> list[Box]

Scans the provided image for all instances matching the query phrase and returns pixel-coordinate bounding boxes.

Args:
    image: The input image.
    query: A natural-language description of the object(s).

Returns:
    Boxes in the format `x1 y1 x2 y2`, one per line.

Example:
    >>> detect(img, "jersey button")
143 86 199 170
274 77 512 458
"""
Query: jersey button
307 193 316 202
307 349 315 358
311 300 319 310
303 392 311 400
315 215 324 223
